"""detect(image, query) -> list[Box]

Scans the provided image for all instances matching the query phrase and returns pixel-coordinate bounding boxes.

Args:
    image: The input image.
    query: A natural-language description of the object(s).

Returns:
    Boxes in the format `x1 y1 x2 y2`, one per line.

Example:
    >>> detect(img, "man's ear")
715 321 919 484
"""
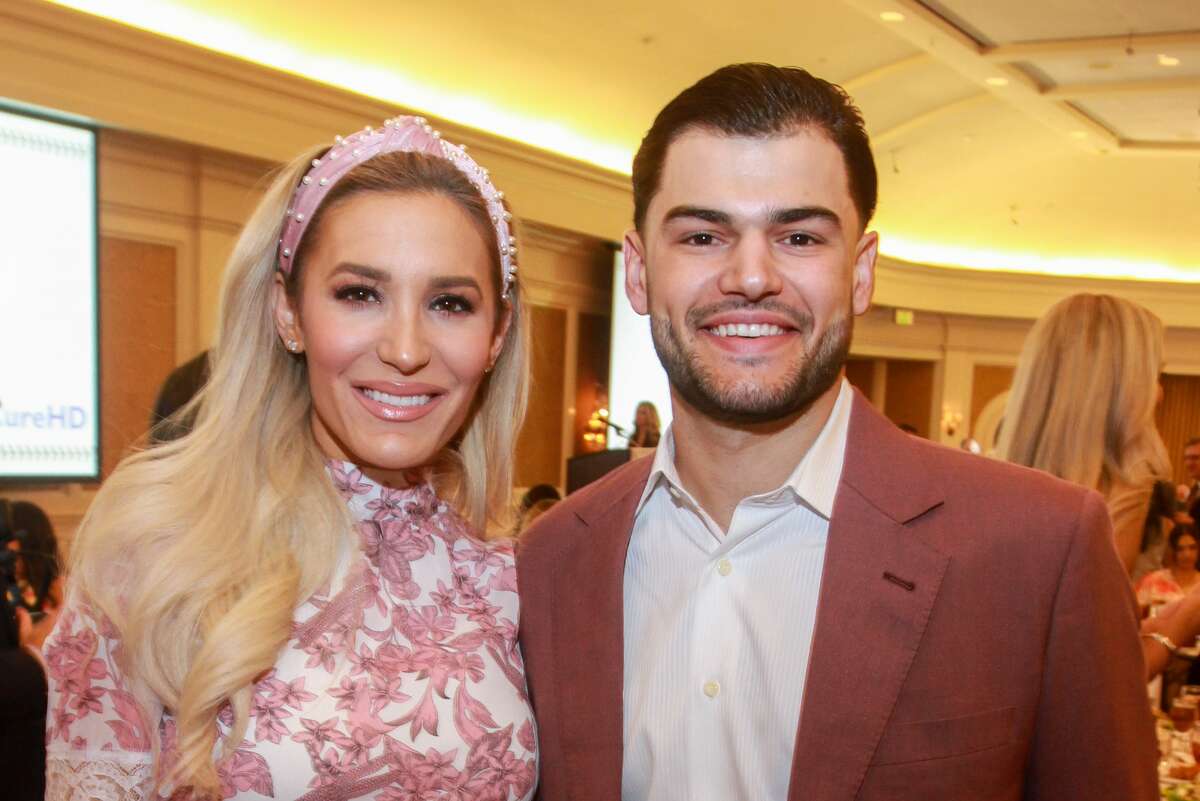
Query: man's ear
271 272 304 352
851 230 878 316
624 229 650 316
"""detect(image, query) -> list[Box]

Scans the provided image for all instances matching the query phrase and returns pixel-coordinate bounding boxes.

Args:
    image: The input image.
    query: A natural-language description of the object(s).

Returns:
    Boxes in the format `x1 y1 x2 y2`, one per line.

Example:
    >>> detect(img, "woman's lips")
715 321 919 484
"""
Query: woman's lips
353 385 445 422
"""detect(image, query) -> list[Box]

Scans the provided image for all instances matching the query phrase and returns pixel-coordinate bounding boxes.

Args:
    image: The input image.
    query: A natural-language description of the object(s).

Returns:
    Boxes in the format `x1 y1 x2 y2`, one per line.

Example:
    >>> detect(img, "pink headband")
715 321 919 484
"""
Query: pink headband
277 115 517 298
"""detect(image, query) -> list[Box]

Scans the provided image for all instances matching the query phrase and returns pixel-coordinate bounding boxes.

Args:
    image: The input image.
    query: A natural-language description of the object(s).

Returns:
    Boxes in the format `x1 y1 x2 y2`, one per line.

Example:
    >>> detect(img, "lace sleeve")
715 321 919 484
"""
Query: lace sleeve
43 591 156 800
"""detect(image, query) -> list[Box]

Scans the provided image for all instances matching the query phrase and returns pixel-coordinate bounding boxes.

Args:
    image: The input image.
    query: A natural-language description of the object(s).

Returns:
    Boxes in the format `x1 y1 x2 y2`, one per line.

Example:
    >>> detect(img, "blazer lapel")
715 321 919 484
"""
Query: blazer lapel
552 458 653 800
788 394 950 801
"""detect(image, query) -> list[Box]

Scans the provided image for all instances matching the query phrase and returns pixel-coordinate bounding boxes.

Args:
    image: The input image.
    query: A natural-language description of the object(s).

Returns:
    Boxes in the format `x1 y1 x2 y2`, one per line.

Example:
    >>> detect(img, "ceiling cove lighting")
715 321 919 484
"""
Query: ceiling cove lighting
44 0 634 173
985 77 1010 87
880 236 1199 283
879 11 905 22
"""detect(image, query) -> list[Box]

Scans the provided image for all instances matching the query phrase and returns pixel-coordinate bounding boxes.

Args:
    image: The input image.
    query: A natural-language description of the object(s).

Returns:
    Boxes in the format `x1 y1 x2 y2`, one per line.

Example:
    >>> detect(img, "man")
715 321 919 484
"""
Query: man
518 63 1156 800
1182 437 1200 523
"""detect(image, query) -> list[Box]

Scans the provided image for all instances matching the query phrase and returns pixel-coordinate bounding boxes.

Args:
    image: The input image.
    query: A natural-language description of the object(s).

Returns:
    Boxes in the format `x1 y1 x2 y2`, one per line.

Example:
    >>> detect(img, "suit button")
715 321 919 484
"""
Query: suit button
703 681 721 698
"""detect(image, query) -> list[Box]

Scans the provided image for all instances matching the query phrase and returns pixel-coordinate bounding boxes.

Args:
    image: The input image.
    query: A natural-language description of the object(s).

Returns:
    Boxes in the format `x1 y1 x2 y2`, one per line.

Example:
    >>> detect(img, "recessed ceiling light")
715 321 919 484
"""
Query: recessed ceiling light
985 77 1009 87
880 11 905 22
1088 61 1112 71
1069 131 1088 139
1158 54 1181 67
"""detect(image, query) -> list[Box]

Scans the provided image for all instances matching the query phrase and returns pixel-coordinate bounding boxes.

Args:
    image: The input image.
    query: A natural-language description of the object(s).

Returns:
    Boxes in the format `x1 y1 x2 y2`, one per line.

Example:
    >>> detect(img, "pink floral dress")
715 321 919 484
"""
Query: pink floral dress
43 462 537 800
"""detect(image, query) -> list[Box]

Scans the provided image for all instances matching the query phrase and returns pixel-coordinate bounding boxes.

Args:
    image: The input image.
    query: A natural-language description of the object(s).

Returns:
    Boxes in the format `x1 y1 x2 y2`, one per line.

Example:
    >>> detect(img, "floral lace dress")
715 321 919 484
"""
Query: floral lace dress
43 462 538 800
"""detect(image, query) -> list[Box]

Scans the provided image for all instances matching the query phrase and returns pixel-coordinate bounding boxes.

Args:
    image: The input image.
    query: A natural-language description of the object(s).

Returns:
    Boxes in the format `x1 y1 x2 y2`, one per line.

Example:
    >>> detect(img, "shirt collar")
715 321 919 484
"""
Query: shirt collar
635 378 854 520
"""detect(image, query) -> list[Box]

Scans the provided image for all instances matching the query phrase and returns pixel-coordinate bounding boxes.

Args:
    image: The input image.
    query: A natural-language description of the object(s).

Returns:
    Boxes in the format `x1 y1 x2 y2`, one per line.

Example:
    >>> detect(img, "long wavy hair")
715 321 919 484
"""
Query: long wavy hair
998 292 1170 511
68 147 528 795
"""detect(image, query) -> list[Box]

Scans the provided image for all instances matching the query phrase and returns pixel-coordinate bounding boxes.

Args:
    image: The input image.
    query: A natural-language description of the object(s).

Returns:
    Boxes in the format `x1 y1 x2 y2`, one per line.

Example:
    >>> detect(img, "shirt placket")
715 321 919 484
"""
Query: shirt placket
685 500 758 800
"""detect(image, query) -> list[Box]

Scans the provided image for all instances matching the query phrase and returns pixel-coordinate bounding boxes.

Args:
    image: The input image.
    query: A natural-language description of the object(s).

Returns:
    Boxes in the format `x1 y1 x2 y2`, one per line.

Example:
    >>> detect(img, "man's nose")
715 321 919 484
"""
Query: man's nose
716 237 784 301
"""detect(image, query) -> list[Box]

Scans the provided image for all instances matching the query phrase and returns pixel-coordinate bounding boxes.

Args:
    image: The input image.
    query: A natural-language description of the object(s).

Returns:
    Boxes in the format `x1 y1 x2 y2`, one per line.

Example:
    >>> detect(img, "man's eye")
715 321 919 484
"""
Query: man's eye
684 232 716 246
431 294 474 314
334 285 380 304
786 233 818 246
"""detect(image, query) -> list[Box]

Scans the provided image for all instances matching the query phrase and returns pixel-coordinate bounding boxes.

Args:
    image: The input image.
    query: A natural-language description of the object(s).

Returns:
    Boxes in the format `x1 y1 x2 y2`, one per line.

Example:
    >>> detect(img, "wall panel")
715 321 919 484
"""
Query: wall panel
516 306 567 489
98 237 178 479
1158 374 1200 485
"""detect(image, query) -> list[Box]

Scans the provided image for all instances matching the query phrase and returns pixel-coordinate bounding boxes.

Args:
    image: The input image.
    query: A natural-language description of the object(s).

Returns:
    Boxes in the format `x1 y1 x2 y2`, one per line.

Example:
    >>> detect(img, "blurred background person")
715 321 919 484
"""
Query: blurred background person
148 349 210 444
0 498 60 801
515 483 561 535
997 293 1194 682
1137 525 1200 608
629 400 661 448
998 293 1172 579
1180 437 1200 525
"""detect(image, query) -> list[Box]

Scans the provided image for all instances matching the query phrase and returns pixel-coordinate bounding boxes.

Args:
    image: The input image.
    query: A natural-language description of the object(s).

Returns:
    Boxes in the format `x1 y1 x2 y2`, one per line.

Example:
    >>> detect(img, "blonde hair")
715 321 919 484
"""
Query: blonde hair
998 293 1170 500
69 147 528 795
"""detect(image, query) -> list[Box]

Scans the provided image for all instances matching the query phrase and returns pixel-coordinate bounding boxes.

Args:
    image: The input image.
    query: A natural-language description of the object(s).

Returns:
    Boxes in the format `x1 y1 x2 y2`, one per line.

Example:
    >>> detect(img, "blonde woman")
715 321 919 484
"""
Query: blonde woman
998 293 1171 577
997 292 1194 680
43 118 535 800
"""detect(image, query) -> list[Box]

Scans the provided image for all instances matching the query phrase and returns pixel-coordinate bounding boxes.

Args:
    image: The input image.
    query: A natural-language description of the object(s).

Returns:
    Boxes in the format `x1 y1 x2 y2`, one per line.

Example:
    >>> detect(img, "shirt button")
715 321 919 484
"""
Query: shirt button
703 680 721 698
717 558 733 577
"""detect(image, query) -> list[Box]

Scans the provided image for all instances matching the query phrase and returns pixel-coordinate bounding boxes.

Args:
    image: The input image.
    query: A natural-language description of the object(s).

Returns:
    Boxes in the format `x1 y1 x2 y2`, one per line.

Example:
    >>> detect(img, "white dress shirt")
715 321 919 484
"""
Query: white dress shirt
622 378 853 801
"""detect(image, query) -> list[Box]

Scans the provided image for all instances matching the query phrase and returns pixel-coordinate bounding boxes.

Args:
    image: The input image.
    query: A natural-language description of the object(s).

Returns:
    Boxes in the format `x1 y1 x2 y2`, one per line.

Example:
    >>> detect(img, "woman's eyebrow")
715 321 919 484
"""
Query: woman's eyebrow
429 275 483 292
331 262 390 282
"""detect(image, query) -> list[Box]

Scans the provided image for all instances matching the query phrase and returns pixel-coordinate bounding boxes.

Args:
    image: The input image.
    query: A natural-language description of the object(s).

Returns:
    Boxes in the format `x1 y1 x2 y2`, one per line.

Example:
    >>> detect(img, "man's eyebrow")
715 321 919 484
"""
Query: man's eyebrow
769 206 842 228
331 263 390 282
661 205 843 229
662 206 733 226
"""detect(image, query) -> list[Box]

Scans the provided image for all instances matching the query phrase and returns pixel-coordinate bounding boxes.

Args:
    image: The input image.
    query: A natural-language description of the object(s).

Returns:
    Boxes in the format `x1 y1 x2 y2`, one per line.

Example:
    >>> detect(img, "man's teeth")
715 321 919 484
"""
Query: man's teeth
709 323 786 338
363 388 433 407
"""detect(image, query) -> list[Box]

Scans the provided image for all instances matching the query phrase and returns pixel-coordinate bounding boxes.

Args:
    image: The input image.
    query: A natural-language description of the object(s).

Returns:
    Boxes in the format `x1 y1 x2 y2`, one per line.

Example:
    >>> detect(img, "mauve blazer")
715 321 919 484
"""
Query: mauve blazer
517 391 1157 801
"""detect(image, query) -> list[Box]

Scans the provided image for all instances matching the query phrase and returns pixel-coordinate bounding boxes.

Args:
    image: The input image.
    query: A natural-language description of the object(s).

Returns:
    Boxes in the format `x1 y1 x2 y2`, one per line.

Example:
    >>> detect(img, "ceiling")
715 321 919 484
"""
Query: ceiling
46 0 1200 282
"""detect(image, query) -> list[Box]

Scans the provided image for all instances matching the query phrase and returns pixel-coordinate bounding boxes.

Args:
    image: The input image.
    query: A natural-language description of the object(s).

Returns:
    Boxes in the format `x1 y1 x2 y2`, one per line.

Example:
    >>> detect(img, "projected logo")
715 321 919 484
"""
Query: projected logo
0 398 96 475
0 400 88 429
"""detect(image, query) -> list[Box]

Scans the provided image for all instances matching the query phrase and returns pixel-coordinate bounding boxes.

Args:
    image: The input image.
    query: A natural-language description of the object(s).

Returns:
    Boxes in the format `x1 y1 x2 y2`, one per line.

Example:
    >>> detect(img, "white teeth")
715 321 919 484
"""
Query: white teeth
363 388 433 407
710 323 785 338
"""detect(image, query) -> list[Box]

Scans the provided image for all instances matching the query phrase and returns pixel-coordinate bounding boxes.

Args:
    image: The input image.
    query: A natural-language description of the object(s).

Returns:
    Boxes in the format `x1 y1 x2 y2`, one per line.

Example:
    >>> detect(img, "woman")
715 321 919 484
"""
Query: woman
1137 525 1200 608
629 401 661 448
4 499 63 613
43 117 535 800
997 292 1189 680
998 293 1171 577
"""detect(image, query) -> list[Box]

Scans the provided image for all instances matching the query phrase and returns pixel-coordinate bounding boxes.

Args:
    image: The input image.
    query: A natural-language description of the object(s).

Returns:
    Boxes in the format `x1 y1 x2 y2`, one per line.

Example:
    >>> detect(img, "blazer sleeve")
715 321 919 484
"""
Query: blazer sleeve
1023 490 1158 800
43 590 157 801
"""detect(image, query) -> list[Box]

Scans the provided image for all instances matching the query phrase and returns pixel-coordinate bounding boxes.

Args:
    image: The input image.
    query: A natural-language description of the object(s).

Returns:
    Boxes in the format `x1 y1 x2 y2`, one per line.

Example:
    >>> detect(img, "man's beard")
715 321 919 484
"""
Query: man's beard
650 300 851 426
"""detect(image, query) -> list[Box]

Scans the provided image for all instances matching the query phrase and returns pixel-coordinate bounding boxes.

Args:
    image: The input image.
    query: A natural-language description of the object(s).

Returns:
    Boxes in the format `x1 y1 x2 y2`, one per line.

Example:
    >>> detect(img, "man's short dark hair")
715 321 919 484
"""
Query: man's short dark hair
632 63 878 233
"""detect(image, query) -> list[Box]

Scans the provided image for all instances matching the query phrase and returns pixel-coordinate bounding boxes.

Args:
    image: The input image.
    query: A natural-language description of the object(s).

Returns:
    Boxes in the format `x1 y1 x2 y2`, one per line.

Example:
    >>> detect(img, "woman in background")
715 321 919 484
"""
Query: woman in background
1137 525 1200 608
44 117 535 800
629 400 661 448
998 292 1192 680
998 293 1171 577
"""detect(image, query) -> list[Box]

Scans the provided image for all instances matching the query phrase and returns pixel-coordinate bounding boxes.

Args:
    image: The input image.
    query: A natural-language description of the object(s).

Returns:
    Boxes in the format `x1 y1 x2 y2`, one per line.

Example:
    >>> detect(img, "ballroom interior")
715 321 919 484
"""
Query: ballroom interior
1 0 1198 544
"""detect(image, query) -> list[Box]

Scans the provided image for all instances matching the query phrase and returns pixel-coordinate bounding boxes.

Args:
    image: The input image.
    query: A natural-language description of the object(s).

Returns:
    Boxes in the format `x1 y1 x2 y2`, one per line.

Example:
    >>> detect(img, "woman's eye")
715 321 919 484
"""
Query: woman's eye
683 232 716 246
431 294 474 314
334 285 380 304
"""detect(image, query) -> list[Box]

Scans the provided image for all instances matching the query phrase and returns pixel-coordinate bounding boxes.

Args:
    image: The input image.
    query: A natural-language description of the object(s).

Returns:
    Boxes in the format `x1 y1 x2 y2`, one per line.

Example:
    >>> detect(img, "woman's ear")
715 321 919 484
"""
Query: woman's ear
487 299 513 370
272 272 304 354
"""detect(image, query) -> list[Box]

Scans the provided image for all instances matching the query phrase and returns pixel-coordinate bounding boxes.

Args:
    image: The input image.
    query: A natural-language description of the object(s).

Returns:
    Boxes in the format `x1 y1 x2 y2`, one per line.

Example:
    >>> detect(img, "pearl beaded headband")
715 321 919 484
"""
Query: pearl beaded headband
277 115 517 298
